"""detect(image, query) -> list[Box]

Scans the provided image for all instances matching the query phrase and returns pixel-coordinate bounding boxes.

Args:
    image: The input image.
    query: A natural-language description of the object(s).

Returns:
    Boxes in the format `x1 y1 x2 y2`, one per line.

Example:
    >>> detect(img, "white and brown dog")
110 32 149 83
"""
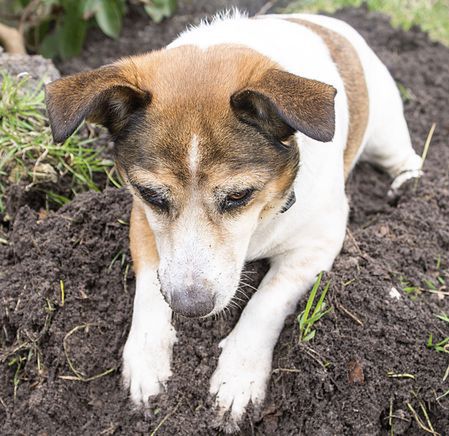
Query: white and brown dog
46 11 421 432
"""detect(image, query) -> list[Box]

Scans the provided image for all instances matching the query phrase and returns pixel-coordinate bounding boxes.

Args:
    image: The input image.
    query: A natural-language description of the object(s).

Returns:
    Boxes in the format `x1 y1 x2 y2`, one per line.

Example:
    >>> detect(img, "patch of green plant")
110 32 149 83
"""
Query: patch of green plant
286 0 449 46
0 0 177 59
427 313 449 354
398 258 447 300
0 71 119 216
8 354 26 399
139 0 177 23
396 81 414 103
427 313 449 402
298 272 332 342
398 275 422 300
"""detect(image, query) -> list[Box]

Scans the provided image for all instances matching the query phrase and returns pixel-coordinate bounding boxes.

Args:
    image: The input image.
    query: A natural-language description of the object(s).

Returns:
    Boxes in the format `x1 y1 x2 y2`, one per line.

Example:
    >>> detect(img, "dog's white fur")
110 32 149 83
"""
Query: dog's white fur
123 12 421 428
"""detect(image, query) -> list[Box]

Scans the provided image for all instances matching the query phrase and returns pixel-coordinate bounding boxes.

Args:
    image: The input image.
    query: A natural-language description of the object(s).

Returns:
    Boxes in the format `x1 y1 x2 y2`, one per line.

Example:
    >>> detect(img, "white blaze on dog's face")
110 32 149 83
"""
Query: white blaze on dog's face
45 44 336 318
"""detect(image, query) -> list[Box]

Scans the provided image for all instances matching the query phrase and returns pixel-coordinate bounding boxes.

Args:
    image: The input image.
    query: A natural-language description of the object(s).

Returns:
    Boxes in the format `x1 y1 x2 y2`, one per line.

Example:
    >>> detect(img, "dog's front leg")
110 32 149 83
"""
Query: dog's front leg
122 201 177 407
210 246 341 432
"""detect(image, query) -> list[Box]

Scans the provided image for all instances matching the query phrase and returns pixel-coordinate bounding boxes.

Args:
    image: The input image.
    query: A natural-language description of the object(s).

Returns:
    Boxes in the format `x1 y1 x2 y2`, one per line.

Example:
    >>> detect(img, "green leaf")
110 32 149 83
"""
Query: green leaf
39 31 60 58
436 313 449 323
58 3 87 59
83 0 99 18
144 0 176 23
303 330 316 342
95 0 122 39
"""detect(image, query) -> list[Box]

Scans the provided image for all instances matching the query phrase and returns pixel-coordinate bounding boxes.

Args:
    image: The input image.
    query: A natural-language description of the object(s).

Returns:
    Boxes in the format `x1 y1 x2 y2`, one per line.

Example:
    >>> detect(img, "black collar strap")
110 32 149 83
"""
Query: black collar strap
280 190 296 214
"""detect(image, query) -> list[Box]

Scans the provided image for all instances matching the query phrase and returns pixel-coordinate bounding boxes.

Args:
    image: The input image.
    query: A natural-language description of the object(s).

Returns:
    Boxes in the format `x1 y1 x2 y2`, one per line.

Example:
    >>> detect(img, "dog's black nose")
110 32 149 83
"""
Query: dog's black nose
169 287 214 318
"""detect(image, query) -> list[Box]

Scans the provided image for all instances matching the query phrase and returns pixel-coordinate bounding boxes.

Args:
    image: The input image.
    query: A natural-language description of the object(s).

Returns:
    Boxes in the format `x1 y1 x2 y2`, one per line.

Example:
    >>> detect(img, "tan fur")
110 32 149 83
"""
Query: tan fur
284 18 369 178
129 199 159 272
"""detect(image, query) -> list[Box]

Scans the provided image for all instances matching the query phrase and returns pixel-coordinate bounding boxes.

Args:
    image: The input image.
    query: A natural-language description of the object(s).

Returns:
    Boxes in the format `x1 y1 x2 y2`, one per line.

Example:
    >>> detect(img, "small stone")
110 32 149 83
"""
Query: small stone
389 287 402 300
348 359 365 384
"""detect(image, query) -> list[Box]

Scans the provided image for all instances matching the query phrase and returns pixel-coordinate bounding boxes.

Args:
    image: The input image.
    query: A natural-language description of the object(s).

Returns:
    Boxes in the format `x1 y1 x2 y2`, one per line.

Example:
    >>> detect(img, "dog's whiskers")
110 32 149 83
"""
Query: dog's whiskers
239 281 259 292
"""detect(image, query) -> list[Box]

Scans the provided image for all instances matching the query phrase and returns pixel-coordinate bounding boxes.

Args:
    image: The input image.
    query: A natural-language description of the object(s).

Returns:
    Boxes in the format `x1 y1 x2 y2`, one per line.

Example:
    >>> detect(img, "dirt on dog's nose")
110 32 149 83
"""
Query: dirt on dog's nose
169 287 214 318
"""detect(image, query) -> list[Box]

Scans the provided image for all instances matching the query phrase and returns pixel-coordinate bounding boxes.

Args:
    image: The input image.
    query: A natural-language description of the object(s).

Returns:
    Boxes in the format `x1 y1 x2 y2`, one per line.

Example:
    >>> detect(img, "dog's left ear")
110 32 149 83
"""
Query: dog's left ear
45 65 150 143
231 69 336 142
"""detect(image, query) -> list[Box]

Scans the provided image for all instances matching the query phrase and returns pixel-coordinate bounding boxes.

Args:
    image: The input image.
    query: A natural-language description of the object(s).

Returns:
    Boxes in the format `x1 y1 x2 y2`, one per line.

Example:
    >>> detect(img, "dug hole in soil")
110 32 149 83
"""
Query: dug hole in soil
1 5 449 435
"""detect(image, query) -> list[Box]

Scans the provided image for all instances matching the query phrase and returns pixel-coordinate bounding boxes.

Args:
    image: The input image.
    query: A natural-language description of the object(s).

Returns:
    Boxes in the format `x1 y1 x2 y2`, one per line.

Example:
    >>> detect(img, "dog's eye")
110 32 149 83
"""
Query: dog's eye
222 189 254 211
134 184 169 211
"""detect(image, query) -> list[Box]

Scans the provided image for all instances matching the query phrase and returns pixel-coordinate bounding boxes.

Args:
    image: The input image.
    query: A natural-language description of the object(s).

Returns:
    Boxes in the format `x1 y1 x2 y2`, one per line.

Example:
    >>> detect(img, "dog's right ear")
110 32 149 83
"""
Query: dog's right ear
45 65 151 143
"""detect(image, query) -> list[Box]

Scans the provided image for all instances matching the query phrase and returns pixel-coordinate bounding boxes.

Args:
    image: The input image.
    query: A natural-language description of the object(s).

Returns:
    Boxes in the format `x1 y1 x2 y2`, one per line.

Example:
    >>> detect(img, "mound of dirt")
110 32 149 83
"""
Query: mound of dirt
1 6 449 436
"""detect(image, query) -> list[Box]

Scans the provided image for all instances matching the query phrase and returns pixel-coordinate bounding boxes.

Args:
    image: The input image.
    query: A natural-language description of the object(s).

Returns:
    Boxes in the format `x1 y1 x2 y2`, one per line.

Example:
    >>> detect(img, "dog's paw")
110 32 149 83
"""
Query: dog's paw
209 335 271 433
387 168 423 199
122 325 177 407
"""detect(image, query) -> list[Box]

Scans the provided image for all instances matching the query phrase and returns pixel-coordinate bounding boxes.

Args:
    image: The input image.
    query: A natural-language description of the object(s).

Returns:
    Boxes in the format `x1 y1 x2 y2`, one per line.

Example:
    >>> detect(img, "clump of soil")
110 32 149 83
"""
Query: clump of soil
2 6 449 435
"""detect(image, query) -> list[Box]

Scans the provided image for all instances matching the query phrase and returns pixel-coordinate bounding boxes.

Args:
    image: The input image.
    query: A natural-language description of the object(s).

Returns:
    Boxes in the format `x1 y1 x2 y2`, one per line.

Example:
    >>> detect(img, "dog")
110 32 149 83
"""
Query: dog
45 11 422 432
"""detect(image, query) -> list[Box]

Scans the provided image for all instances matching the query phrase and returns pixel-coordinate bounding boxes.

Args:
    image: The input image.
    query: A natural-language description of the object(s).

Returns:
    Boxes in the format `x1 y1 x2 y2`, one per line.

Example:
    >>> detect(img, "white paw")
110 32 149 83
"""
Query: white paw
388 153 423 197
388 168 423 198
122 325 177 407
209 335 272 432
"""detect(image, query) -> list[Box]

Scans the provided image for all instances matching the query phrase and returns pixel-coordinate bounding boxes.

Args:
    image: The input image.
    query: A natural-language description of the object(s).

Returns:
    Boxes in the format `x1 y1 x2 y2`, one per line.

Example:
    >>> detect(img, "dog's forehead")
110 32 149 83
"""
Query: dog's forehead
131 44 276 105
121 45 283 186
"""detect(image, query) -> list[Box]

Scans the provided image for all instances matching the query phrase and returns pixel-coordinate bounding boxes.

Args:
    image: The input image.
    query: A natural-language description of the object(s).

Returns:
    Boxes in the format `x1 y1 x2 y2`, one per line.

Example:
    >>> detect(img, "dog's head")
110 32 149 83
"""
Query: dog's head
46 45 336 317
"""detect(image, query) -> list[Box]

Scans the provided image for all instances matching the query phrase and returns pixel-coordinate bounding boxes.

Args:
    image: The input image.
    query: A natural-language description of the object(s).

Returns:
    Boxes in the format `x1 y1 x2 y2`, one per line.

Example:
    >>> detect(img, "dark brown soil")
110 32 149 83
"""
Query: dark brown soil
2 5 449 436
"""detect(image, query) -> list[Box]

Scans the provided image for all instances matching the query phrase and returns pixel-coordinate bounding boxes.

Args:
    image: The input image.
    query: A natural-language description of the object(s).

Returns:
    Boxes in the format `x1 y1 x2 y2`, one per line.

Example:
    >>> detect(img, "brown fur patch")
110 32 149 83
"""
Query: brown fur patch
284 18 369 178
129 199 159 272
45 66 150 143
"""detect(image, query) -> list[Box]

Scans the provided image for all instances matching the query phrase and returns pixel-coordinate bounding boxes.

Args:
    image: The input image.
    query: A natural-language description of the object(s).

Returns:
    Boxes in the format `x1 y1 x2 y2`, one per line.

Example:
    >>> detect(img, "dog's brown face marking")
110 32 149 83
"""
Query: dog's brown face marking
45 43 336 316
283 18 369 179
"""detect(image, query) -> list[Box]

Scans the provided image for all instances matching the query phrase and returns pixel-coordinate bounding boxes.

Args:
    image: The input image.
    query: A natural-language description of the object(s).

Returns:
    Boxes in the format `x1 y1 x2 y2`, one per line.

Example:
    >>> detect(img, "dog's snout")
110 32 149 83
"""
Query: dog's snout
169 286 214 318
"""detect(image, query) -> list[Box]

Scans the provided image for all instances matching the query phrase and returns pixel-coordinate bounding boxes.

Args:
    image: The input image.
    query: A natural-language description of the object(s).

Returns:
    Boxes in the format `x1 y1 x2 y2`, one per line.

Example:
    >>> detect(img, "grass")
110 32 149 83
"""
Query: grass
2 305 51 399
427 312 449 401
406 391 440 436
298 272 332 342
286 0 449 46
60 324 116 382
0 71 120 216
398 257 447 300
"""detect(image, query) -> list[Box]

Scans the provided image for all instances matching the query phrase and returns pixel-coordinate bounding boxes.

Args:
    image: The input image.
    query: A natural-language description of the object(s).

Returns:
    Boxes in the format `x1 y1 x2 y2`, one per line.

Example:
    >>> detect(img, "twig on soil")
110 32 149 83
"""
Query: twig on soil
436 388 449 401
334 300 364 326
123 263 130 294
414 122 436 190
443 365 449 382
388 398 394 435
150 397 184 436
60 280 65 306
346 229 363 255
272 367 302 374
387 371 415 380
99 423 118 436
406 401 440 436
301 344 330 371
61 324 116 382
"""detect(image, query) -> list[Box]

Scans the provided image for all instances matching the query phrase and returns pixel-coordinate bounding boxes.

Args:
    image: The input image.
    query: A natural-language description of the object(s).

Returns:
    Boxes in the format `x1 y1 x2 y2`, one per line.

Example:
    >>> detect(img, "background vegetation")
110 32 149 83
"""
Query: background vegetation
0 0 177 59
288 0 449 45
